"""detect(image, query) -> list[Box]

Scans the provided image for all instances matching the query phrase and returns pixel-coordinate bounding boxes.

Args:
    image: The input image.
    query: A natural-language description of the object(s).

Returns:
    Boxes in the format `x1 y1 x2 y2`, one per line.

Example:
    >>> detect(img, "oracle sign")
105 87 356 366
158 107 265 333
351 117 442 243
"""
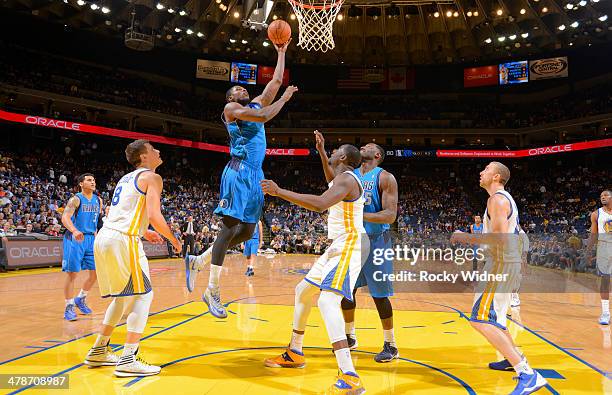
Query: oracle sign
3 238 63 268
527 144 573 156
464 65 498 88
25 116 81 130
257 66 290 86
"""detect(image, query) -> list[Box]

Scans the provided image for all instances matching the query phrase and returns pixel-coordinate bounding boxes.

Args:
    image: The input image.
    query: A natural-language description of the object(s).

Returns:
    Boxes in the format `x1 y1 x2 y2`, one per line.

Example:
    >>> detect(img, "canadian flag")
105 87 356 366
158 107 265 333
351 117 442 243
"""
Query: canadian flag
387 67 407 90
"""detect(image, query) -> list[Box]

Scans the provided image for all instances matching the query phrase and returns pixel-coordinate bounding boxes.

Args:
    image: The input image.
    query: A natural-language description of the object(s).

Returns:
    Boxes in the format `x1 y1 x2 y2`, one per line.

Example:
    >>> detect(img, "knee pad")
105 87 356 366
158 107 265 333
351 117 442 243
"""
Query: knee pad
318 291 345 344
373 297 393 320
126 291 154 334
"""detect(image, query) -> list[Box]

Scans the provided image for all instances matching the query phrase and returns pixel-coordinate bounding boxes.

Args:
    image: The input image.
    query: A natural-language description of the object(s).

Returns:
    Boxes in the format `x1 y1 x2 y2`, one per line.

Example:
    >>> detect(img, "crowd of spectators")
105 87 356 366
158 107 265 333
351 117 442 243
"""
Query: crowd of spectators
2 44 611 131
0 135 608 274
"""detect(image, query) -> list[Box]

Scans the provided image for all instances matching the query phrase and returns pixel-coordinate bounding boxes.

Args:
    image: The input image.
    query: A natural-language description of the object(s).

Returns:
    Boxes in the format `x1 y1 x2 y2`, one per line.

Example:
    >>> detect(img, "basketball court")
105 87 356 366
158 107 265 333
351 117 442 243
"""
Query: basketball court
1 255 610 394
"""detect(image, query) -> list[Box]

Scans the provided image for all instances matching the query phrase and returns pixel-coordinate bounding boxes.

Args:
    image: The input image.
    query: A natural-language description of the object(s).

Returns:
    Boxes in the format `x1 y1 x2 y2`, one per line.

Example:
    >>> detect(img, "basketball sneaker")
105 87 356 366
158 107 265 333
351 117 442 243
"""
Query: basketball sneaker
600 311 611 325
510 293 521 308
488 358 513 371
64 304 77 321
326 372 365 395
203 286 227 318
245 267 254 277
185 249 212 292
509 371 547 395
114 353 161 377
74 296 92 314
264 348 306 368
374 342 399 363
84 343 120 367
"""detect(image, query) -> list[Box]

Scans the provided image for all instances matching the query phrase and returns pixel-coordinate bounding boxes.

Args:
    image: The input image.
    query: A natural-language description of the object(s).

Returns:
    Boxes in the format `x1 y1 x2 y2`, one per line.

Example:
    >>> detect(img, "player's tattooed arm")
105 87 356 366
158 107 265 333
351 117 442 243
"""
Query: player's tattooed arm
363 171 398 224
61 196 83 241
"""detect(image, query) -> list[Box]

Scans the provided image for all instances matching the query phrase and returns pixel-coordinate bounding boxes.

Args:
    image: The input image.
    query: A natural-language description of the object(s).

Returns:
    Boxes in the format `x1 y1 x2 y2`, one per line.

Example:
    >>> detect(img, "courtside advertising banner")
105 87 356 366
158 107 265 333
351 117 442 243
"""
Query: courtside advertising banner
463 65 498 88
196 60 231 81
529 57 569 80
257 66 290 86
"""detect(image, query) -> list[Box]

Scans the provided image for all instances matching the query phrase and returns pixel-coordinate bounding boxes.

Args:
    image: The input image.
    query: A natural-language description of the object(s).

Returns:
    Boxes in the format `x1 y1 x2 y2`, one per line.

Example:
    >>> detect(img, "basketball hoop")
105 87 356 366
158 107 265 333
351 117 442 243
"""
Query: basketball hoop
287 0 344 52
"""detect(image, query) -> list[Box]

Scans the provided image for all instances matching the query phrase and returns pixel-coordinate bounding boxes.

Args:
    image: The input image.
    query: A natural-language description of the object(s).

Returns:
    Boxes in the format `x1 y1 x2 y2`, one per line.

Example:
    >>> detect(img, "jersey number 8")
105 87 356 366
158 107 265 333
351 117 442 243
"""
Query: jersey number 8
111 186 123 206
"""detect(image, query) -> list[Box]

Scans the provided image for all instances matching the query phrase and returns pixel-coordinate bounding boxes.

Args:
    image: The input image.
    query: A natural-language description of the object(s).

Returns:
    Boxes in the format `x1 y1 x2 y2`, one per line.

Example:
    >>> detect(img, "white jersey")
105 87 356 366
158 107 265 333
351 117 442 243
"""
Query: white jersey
103 168 150 237
327 171 366 240
597 207 612 243
483 189 521 263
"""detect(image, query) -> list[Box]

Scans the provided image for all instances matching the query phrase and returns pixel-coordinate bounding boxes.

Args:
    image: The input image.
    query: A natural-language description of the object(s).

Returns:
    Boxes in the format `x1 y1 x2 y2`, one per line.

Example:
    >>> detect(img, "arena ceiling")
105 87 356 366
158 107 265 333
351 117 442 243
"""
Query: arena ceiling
4 0 611 65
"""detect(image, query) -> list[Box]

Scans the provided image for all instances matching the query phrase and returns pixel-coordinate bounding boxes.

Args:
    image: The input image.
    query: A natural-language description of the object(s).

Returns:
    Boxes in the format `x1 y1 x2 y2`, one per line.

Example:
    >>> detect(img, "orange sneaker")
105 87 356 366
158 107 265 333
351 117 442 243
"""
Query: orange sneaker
326 372 366 395
264 348 306 368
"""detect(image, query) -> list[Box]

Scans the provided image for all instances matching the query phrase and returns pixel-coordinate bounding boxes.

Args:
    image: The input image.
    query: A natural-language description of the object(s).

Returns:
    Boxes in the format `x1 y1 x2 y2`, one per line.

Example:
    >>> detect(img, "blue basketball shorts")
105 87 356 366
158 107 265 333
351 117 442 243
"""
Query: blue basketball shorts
62 233 96 272
354 231 394 298
214 158 264 224
244 238 259 257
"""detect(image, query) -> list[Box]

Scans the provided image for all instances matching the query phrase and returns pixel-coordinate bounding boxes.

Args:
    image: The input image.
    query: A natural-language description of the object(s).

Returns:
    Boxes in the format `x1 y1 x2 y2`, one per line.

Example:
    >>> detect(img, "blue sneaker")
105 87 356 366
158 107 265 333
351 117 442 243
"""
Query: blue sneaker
185 254 198 292
374 341 399 363
489 358 513 371
245 267 254 277
599 311 610 325
203 287 227 318
510 371 548 395
74 296 92 314
64 304 77 321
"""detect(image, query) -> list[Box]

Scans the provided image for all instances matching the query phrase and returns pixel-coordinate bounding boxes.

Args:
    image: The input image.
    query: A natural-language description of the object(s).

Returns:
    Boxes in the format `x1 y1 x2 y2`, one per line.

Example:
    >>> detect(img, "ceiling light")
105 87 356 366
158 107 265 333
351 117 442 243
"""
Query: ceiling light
156 3 164 10
453 11 458 17
570 21 579 27
496 9 503 15
598 15 607 21
263 41 270 47
241 39 248 44
175 27 181 32
498 36 506 41
90 3 98 10
521 32 529 38
473 11 478 16
446 10 452 17
558 24 566 30
578 0 586 5
101 6 109 13
569 42 573 45
542 7 548 12
520 8 526 14
566 3 574 9
273 14 278 20
168 7 175 13
484 37 492 43
509 34 517 40
197 32 204 37
230 38 236 43
77 0 85 5
592 0 599 2
186 28 193 34
179 10 187 16
337 13 343 20
234 11 240 18
434 11 440 17
466 11 472 17
290 13 296 20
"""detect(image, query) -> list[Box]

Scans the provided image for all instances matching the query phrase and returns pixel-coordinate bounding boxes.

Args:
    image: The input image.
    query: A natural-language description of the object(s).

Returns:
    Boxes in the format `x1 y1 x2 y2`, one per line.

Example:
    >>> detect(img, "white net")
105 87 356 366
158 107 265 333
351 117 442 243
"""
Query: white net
287 0 344 52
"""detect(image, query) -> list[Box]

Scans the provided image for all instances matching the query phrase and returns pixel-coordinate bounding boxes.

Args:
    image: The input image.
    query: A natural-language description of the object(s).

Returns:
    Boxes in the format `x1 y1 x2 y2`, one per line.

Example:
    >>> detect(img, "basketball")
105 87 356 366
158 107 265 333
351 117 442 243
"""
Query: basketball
267 19 291 46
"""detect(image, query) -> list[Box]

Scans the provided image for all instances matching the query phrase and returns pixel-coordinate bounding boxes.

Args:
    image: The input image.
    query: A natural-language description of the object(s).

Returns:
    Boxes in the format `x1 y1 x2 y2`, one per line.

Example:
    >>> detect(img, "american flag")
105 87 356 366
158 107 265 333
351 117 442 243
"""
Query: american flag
337 68 371 90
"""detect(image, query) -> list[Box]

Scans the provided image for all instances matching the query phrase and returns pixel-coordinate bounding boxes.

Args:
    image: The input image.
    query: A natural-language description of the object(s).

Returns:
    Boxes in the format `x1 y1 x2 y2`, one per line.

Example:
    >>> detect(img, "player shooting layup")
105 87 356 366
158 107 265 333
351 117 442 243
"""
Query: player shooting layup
185 40 298 318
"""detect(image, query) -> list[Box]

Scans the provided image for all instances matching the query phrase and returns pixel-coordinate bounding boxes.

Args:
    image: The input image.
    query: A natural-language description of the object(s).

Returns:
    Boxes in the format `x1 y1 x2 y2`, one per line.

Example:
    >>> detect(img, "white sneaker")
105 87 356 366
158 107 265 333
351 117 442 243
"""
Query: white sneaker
600 311 611 325
510 293 521 308
114 354 161 377
84 344 120 367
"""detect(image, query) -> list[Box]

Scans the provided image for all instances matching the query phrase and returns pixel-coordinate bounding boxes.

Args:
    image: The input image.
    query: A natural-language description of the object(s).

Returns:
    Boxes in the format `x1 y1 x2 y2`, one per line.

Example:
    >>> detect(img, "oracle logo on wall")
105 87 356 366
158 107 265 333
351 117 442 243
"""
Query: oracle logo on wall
25 116 81 130
464 65 498 88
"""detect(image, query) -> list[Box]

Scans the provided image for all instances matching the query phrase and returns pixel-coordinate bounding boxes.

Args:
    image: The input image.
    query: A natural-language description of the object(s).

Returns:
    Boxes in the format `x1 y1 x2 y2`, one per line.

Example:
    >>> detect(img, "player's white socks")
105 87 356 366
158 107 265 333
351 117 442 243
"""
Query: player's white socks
602 299 610 314
121 343 139 358
334 348 356 374
78 289 88 298
345 321 356 337
383 328 396 347
513 357 534 375
93 334 111 348
195 247 213 270
208 265 222 289
290 331 304 353
66 298 74 306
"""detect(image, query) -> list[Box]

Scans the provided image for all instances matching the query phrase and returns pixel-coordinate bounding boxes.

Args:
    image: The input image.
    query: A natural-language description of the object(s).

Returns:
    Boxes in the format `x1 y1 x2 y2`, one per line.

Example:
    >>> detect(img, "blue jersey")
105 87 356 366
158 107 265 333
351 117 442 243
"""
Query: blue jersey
354 167 390 235
71 193 100 235
223 102 266 168
472 223 483 233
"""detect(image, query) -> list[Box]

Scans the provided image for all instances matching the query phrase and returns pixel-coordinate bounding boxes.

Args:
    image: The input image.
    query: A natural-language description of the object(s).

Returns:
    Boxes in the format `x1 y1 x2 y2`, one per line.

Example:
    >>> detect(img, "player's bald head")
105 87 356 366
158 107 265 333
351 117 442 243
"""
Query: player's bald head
340 144 362 169
490 161 511 185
